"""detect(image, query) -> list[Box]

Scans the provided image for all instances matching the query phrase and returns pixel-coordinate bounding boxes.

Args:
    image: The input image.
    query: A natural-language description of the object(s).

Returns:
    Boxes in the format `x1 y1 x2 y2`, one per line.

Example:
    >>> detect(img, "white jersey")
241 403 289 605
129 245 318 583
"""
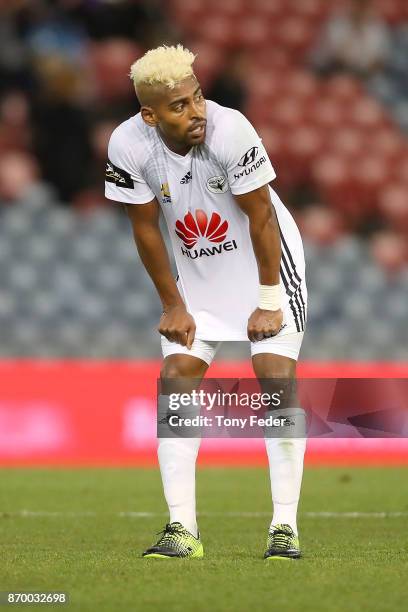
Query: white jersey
105 100 307 340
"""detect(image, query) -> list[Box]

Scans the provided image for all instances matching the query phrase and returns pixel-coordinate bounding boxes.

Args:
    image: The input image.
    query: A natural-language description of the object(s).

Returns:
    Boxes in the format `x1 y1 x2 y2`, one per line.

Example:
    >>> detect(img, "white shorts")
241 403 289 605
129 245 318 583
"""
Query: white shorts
161 332 304 366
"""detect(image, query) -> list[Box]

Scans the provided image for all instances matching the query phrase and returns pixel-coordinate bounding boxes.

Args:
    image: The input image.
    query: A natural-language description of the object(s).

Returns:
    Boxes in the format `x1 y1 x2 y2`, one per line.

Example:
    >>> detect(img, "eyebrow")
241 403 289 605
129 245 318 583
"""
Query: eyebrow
168 86 202 107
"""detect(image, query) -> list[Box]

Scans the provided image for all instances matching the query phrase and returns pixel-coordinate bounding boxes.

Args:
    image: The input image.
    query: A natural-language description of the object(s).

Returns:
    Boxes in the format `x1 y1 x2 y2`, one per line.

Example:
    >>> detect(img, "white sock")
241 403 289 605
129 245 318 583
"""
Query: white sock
265 435 306 536
157 394 200 538
158 437 200 537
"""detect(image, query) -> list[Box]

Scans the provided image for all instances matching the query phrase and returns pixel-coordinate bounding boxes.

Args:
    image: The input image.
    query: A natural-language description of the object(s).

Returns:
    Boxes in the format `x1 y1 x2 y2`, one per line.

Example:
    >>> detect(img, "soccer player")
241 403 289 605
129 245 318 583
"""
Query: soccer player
105 45 307 560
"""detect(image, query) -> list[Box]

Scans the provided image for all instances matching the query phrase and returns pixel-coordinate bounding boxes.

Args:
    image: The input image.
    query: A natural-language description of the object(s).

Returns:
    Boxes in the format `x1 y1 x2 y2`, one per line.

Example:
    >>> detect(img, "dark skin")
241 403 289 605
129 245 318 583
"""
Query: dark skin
124 75 295 385
136 75 207 155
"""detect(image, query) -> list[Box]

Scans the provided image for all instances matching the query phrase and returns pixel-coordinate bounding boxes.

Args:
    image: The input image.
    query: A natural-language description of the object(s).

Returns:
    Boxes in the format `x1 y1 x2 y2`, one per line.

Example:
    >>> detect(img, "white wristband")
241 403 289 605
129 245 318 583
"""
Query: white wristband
259 284 281 311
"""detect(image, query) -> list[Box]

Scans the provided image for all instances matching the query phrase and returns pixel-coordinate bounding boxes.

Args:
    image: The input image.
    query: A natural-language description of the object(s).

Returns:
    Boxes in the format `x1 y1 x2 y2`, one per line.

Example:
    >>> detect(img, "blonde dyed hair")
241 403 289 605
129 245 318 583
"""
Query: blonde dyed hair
130 44 196 90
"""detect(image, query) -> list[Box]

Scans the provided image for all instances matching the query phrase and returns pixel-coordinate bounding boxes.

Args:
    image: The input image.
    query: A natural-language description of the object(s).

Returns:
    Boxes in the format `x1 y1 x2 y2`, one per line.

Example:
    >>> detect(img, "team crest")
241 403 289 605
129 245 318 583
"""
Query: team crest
160 182 172 204
206 175 229 194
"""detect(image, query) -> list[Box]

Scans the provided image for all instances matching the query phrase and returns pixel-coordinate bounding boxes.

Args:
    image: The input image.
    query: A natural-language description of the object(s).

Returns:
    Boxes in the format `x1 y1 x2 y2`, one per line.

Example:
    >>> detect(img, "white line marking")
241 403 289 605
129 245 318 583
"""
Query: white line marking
2 510 408 519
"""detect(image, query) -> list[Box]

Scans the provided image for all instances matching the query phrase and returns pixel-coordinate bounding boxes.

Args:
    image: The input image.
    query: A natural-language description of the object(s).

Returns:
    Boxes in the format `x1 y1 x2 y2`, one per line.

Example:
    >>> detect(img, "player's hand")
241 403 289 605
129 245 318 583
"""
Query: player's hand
158 305 196 349
247 308 283 342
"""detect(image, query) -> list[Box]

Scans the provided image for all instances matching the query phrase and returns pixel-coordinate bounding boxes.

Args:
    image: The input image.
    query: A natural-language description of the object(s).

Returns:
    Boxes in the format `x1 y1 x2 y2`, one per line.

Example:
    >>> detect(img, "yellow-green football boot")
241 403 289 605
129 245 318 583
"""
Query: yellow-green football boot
142 522 203 559
264 524 301 560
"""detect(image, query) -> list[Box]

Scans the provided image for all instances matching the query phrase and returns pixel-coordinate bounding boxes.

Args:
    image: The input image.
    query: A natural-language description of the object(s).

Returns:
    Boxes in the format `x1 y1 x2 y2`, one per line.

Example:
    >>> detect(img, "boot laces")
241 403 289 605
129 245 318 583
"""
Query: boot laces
270 527 293 549
155 522 184 545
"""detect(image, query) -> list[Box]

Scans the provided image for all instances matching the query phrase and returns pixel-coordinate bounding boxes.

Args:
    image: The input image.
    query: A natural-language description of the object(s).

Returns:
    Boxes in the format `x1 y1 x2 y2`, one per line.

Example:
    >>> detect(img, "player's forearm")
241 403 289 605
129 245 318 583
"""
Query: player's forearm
248 209 281 286
132 226 184 309
234 186 281 286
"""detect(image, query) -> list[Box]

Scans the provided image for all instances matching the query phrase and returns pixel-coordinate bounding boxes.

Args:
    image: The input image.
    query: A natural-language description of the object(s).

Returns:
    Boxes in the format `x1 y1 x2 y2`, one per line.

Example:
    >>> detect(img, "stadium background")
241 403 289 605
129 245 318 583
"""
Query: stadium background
0 0 407 467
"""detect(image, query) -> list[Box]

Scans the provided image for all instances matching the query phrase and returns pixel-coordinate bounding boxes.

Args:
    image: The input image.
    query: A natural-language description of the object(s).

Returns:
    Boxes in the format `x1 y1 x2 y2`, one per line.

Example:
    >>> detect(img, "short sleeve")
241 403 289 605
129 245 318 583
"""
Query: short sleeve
220 110 276 195
105 127 155 205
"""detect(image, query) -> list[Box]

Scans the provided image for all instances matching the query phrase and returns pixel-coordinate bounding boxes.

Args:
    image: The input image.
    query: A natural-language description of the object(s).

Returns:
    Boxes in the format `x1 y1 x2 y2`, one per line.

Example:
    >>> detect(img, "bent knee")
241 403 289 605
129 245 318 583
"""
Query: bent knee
160 355 208 380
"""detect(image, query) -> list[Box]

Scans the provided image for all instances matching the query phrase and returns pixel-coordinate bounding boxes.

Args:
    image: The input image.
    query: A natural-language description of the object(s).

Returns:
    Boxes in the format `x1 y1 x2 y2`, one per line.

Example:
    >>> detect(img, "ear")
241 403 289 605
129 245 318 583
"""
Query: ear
141 106 158 127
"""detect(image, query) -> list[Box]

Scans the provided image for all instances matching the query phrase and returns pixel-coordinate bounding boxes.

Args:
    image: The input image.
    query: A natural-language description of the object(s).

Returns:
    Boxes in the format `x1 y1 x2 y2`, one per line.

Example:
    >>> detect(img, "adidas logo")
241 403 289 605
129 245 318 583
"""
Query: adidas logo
180 171 192 184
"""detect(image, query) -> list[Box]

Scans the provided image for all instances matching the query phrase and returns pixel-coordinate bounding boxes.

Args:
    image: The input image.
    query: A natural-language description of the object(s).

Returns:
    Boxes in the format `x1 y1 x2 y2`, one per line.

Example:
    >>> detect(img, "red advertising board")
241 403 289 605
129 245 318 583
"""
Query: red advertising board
1 360 407 466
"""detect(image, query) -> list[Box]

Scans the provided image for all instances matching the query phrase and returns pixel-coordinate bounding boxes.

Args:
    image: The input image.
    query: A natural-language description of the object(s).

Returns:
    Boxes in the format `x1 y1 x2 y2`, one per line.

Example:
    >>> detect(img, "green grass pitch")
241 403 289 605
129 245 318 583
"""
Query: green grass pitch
1 466 408 611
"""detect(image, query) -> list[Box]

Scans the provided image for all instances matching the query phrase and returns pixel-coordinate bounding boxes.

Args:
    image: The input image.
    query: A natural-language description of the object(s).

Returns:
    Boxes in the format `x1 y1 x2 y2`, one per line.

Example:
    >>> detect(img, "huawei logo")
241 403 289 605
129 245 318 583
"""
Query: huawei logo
175 209 228 249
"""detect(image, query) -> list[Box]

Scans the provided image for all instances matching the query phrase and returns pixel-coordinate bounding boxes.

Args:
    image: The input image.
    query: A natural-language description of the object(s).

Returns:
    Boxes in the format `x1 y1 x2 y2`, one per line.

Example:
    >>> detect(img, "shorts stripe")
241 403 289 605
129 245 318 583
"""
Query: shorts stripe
280 252 305 327
278 229 306 331
280 266 302 331
280 251 305 330
280 259 303 331
279 230 302 284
